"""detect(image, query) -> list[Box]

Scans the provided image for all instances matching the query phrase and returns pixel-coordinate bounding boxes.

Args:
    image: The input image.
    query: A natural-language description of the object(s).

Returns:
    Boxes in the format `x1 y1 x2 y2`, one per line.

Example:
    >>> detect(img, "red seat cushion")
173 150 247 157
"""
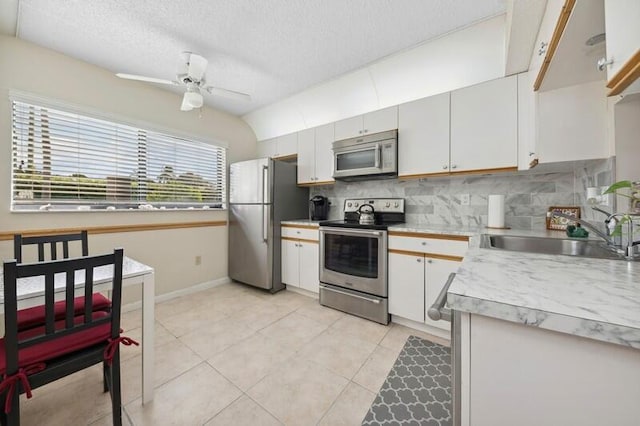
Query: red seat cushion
16 294 111 331
0 312 113 375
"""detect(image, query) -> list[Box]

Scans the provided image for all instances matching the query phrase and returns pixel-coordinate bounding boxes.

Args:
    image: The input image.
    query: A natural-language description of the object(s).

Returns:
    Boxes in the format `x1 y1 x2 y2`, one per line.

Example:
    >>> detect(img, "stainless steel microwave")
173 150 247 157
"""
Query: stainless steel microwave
332 129 397 180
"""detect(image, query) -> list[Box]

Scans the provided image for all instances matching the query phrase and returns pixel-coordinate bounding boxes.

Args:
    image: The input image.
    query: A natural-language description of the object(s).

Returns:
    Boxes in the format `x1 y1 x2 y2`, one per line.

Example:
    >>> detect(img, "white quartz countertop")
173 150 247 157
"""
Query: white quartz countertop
447 231 640 349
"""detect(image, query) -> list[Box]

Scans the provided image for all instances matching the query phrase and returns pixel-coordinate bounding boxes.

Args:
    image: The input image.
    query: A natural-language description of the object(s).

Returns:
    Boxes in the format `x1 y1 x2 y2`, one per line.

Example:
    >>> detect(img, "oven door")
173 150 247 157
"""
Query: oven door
319 226 387 296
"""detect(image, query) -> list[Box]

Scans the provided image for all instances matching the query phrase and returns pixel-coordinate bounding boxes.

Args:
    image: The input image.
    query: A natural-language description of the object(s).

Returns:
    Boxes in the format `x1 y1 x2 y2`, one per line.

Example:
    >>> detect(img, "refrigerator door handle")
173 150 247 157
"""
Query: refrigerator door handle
262 165 268 242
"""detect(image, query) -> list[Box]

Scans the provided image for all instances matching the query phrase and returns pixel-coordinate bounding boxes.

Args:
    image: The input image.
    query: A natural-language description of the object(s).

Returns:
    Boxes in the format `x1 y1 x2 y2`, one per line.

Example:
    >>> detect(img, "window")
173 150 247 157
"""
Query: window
11 100 226 211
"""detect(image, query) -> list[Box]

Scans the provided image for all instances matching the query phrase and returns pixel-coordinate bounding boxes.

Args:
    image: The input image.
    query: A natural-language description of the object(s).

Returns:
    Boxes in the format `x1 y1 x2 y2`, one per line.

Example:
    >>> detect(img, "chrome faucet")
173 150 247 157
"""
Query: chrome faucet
548 210 638 260
548 211 614 244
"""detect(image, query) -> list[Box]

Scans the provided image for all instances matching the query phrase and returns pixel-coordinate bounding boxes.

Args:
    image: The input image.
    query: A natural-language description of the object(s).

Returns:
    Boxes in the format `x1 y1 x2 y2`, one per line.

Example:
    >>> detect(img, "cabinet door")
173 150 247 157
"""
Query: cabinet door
537 80 608 163
450 75 518 172
314 123 335 183
299 241 320 294
388 252 425 323
281 239 299 287
276 133 297 158
297 128 315 184
334 115 364 140
398 93 450 177
363 106 398 135
257 138 277 158
517 72 537 170
425 258 460 331
604 0 640 84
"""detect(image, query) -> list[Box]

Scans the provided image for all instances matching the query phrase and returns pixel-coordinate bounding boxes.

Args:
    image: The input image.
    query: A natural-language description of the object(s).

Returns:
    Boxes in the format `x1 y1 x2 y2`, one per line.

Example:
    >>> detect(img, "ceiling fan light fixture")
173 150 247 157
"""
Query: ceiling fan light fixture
182 90 203 110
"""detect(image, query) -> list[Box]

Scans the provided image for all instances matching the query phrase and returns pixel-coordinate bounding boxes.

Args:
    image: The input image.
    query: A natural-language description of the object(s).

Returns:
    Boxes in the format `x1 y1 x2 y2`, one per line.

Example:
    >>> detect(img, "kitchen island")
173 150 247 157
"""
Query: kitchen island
444 228 640 426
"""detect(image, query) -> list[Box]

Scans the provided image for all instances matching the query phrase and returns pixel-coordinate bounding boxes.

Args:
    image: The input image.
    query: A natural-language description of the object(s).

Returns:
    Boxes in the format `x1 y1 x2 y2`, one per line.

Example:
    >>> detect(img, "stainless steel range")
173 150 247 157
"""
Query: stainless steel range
319 198 405 324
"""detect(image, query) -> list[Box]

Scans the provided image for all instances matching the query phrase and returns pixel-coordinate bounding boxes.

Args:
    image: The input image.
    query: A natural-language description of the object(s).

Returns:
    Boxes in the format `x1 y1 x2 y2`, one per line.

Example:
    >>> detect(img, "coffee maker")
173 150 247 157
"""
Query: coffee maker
309 195 329 221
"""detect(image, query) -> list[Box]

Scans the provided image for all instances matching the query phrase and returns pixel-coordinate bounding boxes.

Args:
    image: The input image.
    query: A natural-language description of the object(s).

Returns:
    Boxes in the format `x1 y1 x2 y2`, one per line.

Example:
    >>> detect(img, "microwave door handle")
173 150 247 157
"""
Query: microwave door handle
374 143 380 168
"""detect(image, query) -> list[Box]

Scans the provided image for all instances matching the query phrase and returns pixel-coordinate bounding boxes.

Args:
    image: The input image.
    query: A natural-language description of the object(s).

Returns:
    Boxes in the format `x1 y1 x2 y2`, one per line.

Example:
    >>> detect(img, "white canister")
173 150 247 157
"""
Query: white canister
487 194 506 228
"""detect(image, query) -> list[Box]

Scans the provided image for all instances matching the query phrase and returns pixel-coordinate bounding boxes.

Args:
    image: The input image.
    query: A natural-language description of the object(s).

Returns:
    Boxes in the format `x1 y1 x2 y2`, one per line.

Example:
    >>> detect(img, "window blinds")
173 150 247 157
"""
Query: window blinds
11 101 226 211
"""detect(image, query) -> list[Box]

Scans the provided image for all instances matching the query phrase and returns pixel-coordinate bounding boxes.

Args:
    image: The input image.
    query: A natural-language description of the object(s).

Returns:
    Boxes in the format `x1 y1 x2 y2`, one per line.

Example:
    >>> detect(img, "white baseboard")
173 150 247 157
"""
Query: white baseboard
391 315 451 342
121 276 231 313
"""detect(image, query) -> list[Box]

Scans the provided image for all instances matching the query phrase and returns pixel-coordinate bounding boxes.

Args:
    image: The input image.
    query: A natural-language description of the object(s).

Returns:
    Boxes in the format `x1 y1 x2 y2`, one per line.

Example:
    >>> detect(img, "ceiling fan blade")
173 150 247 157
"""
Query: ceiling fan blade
116 73 178 86
187 53 208 82
205 86 252 102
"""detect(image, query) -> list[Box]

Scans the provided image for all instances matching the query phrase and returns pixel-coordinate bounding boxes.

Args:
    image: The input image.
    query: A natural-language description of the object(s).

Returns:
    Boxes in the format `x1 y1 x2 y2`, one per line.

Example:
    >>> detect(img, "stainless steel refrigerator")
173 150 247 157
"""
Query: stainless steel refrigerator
229 158 308 292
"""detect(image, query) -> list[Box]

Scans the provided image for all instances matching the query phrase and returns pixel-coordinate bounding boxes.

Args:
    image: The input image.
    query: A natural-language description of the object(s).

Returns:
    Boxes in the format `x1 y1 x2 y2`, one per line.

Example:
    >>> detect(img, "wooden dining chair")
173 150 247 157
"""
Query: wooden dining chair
0 248 138 426
13 231 111 331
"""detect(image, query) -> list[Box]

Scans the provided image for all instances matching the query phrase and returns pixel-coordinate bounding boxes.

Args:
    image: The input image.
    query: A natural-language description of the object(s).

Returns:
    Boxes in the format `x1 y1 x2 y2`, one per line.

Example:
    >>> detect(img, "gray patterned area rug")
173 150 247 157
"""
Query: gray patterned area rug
362 336 451 426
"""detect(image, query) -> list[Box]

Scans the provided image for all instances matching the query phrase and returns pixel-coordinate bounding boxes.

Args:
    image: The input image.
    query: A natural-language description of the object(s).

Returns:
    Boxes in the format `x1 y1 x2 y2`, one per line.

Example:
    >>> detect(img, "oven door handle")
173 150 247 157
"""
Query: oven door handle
320 284 381 304
320 227 383 237
427 272 455 322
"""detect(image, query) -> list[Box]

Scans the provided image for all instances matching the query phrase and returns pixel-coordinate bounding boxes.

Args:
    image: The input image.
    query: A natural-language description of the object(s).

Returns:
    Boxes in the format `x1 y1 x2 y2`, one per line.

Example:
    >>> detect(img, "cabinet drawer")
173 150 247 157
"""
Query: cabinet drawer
281 225 318 241
388 233 468 258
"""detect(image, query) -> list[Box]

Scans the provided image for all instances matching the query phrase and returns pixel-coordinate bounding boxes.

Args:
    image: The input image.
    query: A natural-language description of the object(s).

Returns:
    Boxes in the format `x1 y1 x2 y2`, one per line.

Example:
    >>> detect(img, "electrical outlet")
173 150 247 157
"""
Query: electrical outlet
461 194 470 206
195 255 201 266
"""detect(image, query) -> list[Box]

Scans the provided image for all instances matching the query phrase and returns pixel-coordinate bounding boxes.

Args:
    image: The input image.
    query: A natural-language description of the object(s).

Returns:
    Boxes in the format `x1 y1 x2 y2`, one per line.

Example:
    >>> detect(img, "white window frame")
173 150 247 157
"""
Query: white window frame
9 92 227 212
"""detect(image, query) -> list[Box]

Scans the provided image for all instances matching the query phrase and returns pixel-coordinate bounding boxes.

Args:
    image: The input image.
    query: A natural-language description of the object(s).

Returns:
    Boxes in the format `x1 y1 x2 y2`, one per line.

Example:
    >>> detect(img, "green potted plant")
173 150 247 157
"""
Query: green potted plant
603 180 640 236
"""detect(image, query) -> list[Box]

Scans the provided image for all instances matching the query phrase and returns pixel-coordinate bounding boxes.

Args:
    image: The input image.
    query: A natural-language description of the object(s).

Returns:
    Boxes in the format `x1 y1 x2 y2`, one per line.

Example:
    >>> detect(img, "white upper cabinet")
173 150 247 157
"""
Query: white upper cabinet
529 0 566 88
398 93 450 177
604 0 640 95
450 75 518 173
517 72 537 170
297 128 316 184
297 123 335 185
257 137 277 158
314 123 335 183
537 80 609 163
257 133 297 159
334 106 398 140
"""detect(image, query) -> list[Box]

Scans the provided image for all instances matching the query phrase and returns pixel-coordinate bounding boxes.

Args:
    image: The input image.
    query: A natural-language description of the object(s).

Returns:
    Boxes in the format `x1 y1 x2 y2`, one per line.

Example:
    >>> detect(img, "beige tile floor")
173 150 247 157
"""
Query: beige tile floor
18 282 449 426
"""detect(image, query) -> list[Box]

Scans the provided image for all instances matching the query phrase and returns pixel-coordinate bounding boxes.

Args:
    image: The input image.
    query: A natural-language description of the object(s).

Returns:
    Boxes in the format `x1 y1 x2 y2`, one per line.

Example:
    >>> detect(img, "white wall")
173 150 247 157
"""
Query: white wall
243 15 507 141
0 35 257 301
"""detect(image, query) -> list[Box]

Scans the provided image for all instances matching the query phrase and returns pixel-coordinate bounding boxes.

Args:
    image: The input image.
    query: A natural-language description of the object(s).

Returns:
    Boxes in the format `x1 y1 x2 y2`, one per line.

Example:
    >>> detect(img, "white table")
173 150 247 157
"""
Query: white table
0 256 155 404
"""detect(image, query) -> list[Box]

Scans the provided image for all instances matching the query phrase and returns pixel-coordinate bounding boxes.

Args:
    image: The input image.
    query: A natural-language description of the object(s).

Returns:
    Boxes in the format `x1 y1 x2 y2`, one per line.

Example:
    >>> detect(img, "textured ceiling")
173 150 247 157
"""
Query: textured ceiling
16 0 506 116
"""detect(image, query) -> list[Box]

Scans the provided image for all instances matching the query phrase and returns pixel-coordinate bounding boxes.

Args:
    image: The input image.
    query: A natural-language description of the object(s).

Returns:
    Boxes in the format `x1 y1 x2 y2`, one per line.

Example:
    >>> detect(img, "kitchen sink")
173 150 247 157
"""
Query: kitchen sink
480 234 625 260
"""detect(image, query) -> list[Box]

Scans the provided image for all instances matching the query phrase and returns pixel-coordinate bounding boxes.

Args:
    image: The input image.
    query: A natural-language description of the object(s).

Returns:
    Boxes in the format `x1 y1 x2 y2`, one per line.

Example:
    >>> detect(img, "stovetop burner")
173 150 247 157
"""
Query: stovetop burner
319 198 405 230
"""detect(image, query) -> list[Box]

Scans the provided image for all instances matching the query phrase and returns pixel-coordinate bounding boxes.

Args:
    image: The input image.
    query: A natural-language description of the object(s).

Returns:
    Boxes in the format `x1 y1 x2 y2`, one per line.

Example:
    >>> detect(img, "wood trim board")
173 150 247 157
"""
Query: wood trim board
399 166 517 180
281 236 319 244
0 220 226 241
533 0 576 91
607 49 640 96
281 224 319 230
388 248 464 262
388 231 470 242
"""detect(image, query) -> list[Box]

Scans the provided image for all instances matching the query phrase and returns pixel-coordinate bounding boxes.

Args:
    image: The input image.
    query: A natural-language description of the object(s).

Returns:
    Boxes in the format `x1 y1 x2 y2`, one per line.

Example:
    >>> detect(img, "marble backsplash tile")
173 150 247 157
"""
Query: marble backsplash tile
310 158 615 231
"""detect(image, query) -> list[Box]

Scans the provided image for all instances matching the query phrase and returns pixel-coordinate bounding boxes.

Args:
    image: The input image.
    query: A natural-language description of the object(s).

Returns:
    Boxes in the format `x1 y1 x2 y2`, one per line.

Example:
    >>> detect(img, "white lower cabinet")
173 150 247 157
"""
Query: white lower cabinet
461 313 640 426
281 225 319 293
388 252 425 323
388 233 468 331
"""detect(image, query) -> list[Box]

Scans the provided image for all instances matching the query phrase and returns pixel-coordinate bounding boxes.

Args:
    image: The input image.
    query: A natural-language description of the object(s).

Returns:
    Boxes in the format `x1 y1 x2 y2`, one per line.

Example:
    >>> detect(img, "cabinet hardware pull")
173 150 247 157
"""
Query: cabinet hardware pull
320 285 381 304
421 241 426 246
597 57 614 71
451 165 457 169
538 41 548 56
417 258 421 263
427 272 456 322
443 165 448 170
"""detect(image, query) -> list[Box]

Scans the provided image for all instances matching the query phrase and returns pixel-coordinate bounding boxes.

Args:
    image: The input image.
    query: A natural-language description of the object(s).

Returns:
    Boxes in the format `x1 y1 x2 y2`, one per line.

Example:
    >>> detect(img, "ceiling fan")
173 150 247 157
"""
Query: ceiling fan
116 52 251 111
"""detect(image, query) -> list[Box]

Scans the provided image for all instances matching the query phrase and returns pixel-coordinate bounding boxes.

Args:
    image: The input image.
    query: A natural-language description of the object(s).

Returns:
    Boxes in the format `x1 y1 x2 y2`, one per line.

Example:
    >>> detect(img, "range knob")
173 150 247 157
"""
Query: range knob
347 202 352 207
394 202 399 208
385 202 390 207
354 202 359 207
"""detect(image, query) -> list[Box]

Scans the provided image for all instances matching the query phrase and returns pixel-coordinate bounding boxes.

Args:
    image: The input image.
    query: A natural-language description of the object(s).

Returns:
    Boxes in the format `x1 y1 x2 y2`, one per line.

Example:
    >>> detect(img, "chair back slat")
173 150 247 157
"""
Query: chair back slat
65 269 75 329
14 230 89 263
2 249 124 376
84 267 94 323
45 273 55 334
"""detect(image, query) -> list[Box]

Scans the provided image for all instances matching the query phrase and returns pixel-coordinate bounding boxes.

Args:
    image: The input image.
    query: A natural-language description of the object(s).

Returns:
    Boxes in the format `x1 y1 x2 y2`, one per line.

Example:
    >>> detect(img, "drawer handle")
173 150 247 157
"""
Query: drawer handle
421 241 426 246
427 272 456 322
320 285 380 304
